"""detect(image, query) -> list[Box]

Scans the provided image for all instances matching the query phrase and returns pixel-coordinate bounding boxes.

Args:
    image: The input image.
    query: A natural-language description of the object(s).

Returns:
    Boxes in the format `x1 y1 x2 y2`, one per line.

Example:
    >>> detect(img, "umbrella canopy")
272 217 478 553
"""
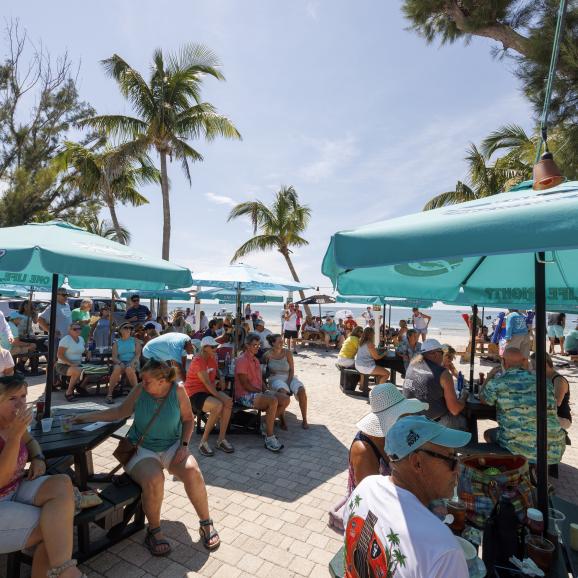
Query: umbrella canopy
0 221 192 290
119 290 191 301
195 288 283 303
322 181 578 307
294 294 336 305
336 295 434 308
191 263 311 292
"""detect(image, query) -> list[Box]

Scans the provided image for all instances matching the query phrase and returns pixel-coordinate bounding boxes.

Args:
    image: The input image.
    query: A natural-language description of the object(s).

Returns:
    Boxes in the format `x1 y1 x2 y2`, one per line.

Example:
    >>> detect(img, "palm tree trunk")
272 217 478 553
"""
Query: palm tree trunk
280 249 312 317
106 196 123 243
159 150 171 318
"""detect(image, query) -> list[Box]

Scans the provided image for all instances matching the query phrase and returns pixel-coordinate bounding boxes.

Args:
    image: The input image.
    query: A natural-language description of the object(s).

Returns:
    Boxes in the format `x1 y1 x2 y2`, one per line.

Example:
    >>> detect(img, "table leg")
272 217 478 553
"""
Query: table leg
391 369 397 385
74 452 92 491
468 416 479 442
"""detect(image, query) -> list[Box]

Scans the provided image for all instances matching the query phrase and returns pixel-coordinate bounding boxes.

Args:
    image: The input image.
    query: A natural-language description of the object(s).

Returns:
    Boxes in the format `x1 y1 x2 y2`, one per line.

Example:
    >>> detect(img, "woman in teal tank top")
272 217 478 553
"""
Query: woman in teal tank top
74 359 220 555
105 323 142 404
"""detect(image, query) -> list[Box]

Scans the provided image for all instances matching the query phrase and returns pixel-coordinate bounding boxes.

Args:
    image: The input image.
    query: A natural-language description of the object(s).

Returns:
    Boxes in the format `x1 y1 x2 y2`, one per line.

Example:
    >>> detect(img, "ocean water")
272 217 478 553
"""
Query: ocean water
166 302 497 337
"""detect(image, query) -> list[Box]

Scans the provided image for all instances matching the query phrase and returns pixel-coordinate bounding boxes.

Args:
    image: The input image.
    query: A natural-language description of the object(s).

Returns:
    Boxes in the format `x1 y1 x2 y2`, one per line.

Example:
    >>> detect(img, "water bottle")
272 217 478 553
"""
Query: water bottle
457 371 464 394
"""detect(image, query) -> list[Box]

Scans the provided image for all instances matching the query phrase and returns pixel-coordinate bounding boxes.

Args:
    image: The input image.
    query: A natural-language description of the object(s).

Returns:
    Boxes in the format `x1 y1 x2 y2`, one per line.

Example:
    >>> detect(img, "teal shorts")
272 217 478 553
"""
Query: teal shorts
547 325 564 339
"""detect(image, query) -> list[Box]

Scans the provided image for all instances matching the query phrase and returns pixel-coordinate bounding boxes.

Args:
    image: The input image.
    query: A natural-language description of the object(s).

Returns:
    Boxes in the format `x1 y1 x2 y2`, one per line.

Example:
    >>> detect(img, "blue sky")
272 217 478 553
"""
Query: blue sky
8 1 534 289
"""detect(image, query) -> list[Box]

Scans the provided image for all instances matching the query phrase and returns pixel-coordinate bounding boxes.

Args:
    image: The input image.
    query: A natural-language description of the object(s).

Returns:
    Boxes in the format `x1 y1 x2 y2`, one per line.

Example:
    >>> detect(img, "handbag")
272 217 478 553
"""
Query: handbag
111 387 170 471
458 454 533 529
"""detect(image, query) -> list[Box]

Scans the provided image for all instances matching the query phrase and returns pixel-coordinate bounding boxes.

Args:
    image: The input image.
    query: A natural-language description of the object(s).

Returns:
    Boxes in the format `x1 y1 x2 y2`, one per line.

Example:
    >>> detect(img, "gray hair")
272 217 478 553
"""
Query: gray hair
81 299 93 307
245 332 261 345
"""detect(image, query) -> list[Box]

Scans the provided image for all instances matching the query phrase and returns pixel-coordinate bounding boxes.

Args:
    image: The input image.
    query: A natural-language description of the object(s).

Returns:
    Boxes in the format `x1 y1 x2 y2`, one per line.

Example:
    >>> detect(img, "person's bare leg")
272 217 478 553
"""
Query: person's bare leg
129 458 167 549
254 396 277 436
324 334 330 351
559 337 565 355
275 391 290 429
31 475 82 577
297 387 308 428
373 367 390 384
125 367 138 388
200 398 223 445
217 396 233 442
30 539 49 578
169 455 219 548
64 368 83 397
107 366 122 397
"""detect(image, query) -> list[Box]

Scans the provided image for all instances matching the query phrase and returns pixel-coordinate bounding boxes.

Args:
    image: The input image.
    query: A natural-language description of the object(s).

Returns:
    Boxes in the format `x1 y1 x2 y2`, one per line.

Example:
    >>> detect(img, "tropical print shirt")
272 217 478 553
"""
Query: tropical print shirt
482 368 565 464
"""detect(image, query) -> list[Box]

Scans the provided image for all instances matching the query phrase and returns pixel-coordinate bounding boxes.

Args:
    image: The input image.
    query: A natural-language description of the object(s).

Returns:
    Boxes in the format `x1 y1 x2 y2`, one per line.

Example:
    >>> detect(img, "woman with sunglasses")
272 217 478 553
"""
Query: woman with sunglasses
105 323 141 404
0 375 85 577
185 336 234 456
74 359 220 554
57 323 86 402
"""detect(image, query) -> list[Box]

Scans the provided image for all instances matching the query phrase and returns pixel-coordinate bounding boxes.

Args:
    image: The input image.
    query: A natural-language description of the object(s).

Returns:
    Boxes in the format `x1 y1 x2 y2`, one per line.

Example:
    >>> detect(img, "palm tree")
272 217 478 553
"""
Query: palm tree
81 45 241 263
55 140 159 240
423 142 530 211
79 214 131 245
228 186 311 310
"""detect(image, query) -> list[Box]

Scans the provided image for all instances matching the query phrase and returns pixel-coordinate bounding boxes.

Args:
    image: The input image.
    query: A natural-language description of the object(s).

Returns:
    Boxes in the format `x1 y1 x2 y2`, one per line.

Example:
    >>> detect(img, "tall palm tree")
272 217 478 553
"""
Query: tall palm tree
423 142 530 211
228 186 312 309
79 214 131 245
55 141 159 240
81 45 241 263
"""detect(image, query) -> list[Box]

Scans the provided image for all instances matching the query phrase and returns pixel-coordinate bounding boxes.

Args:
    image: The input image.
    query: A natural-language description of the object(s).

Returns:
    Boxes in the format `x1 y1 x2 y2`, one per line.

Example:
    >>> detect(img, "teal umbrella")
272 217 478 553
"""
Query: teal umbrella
336 295 434 308
0 221 193 415
0 221 192 290
323 179 578 524
119 290 191 301
196 288 283 304
323 181 578 307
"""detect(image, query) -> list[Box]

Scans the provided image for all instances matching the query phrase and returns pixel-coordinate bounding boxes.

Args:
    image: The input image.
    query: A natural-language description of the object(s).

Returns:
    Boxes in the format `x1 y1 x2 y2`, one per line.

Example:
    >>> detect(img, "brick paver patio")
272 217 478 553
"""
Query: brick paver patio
2 348 577 577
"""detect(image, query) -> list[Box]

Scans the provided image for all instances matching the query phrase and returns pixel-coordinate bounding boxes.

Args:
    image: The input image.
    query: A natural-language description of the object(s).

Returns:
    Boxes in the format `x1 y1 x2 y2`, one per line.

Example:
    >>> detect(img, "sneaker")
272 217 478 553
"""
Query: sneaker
264 435 284 452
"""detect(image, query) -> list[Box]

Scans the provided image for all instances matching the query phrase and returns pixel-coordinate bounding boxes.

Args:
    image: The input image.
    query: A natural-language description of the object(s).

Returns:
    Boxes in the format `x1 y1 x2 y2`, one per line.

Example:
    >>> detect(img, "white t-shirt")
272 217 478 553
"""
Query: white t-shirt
255 328 272 349
284 313 297 332
58 335 85 364
0 348 14 374
343 476 468 578
413 312 428 331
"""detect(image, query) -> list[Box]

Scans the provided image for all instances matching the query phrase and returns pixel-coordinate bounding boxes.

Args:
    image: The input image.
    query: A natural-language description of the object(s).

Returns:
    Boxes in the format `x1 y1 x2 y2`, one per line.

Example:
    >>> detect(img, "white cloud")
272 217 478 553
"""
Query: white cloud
204 192 237 207
299 135 358 182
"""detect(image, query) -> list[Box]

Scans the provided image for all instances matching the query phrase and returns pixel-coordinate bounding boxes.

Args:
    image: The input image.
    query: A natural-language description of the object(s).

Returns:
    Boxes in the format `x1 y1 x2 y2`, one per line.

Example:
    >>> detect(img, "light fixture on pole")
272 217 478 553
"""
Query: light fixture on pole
533 140 564 190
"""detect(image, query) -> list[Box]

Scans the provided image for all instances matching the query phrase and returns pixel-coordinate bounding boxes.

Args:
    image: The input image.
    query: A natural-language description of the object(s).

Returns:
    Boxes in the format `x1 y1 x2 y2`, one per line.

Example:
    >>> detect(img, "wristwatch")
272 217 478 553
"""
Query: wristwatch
181 441 188 447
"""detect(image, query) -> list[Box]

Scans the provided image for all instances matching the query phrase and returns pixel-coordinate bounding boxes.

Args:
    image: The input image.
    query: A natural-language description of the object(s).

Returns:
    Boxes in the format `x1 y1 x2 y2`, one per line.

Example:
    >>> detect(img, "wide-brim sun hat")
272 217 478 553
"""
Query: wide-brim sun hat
420 338 444 353
356 383 429 438
201 336 219 348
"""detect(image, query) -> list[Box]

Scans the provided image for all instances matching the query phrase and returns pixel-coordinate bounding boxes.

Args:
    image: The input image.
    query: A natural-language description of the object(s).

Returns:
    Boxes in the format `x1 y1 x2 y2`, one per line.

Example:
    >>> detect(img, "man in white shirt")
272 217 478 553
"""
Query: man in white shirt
343 415 471 578
254 319 272 351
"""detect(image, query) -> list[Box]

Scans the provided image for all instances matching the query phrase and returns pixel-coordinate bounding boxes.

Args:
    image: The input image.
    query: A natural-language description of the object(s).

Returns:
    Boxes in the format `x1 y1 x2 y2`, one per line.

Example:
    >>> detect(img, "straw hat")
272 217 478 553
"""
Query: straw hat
356 383 429 438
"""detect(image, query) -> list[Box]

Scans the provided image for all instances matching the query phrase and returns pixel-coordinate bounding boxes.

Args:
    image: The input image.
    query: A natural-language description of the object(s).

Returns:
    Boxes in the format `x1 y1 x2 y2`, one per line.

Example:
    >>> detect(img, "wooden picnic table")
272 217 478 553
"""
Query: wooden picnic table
464 393 497 441
375 353 406 385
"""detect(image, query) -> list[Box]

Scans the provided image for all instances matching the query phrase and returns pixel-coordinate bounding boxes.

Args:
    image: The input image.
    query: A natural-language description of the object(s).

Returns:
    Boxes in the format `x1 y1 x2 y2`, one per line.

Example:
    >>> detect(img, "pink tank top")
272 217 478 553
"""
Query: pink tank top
0 436 28 499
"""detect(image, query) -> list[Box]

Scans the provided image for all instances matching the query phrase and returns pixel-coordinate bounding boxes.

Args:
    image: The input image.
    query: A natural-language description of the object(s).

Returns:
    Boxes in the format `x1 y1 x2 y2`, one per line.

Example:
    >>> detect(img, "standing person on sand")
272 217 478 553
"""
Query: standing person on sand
412 307 431 342
283 303 299 354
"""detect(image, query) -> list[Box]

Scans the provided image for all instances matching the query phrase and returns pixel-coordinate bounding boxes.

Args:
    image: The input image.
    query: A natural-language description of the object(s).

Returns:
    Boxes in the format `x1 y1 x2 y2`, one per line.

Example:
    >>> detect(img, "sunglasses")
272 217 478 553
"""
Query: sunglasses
417 448 459 471
131 299 140 302
71 327 82 331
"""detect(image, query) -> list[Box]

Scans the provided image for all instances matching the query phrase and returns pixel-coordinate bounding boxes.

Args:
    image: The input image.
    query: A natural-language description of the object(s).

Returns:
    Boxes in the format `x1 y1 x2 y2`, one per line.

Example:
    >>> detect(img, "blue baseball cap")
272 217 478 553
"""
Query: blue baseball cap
385 415 471 461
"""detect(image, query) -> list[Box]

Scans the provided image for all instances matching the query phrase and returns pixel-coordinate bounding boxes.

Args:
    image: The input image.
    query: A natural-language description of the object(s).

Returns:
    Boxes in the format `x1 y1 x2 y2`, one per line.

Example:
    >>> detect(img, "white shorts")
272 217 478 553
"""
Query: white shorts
124 440 180 474
415 328 427 335
0 475 51 554
355 363 376 375
337 357 355 368
269 376 304 395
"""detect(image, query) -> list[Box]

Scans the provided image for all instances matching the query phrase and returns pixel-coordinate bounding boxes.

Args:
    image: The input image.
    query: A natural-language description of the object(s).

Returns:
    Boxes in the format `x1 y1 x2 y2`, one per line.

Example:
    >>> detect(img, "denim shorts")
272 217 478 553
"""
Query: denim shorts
236 392 259 408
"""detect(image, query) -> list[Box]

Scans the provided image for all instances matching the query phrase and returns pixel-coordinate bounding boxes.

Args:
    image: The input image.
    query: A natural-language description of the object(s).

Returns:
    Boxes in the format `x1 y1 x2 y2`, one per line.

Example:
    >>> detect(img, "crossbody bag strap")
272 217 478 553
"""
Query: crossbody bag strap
132 384 172 450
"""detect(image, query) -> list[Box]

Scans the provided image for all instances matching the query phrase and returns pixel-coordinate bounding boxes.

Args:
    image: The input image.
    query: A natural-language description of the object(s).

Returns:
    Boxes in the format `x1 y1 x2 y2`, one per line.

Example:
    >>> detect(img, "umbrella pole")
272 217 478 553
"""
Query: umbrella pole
43 274 59 417
27 286 34 336
535 252 549 530
469 305 478 387
318 303 321 320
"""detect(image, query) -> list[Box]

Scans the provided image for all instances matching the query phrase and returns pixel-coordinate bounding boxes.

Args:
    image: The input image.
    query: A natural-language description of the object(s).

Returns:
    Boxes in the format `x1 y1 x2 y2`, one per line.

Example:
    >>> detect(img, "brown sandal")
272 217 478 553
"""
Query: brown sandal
199 518 220 550
144 526 172 556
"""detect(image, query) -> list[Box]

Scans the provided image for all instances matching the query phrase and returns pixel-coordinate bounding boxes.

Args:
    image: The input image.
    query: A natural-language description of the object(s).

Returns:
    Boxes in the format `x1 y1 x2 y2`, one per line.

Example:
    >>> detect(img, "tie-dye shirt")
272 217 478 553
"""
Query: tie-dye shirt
482 368 565 464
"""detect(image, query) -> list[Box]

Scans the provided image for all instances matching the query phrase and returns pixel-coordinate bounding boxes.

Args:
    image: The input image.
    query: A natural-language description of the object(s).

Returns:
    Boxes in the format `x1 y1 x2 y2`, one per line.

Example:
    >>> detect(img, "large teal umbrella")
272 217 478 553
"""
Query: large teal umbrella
0 221 193 414
323 179 578 524
0 221 192 290
119 290 191 301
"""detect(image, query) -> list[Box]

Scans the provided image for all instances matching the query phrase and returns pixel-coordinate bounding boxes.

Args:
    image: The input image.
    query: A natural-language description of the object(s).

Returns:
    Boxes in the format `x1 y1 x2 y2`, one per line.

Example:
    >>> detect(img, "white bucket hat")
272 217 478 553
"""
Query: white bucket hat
356 383 429 438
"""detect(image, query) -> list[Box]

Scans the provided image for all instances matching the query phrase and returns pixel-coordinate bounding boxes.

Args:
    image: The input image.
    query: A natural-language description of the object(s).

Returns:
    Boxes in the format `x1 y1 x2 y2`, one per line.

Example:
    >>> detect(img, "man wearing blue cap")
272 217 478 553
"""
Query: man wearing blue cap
343 415 471 578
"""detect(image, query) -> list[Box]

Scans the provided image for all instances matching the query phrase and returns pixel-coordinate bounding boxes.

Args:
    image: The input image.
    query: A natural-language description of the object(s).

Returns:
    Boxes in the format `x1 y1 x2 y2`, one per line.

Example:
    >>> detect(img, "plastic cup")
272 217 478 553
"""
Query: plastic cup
446 499 467 534
527 535 555 572
41 418 53 433
61 416 73 433
455 537 477 573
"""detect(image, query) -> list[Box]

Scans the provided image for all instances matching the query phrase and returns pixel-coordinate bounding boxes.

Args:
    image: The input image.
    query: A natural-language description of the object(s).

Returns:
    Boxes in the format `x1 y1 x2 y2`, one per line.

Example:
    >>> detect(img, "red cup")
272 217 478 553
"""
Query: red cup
35 400 45 421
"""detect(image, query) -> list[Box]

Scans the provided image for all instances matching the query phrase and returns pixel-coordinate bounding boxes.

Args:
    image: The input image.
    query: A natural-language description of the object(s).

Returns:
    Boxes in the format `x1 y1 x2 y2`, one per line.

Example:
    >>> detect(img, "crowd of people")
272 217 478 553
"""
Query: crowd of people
2 294 576 576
